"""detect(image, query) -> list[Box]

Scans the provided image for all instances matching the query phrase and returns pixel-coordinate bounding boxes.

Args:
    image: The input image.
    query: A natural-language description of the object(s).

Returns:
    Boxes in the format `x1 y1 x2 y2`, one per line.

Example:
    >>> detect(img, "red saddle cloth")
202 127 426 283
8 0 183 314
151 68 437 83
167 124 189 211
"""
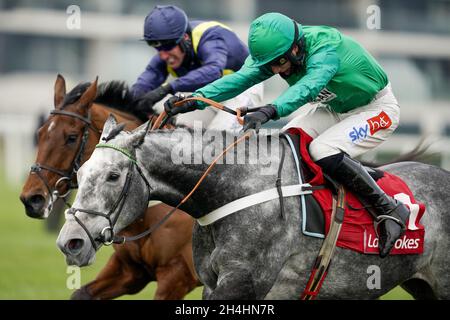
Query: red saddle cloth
287 127 426 255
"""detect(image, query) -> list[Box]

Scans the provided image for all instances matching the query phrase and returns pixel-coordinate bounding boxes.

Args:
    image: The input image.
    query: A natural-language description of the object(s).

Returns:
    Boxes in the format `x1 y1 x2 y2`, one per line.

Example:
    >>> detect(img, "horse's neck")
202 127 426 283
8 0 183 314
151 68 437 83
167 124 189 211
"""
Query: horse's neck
138 130 284 216
82 103 142 162
91 103 142 132
138 130 208 213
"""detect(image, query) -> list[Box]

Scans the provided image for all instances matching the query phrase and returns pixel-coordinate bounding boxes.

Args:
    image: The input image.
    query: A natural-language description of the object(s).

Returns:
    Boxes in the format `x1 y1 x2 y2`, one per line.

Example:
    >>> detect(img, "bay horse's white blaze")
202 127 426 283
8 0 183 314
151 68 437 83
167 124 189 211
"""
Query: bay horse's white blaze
47 121 55 133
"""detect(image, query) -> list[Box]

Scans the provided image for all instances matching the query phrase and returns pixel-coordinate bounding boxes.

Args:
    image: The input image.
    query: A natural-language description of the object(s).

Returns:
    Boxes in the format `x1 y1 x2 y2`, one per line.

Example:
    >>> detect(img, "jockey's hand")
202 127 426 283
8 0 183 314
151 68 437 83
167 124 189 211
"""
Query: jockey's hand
164 94 198 117
243 105 277 132
134 83 172 113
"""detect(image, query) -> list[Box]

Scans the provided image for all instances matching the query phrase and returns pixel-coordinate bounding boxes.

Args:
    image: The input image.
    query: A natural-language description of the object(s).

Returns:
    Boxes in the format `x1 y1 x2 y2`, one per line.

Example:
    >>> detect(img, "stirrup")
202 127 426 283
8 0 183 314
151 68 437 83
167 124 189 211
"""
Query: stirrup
373 214 406 239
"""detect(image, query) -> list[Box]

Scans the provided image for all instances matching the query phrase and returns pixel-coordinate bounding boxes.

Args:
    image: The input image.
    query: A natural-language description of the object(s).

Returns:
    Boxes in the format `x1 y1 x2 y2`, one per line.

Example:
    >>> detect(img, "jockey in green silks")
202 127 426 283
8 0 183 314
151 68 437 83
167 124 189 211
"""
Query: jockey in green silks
164 12 410 258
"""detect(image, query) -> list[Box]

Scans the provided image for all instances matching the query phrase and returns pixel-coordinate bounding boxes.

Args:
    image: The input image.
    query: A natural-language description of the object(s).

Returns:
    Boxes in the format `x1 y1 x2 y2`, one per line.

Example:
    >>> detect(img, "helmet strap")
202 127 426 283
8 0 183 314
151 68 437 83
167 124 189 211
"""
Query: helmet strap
286 21 306 71
178 33 200 68
178 34 192 53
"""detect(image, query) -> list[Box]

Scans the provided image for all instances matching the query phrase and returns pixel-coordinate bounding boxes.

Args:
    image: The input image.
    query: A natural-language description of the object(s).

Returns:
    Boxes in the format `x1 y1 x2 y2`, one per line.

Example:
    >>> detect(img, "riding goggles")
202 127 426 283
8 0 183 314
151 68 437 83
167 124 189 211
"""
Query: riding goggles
146 39 179 51
266 55 290 68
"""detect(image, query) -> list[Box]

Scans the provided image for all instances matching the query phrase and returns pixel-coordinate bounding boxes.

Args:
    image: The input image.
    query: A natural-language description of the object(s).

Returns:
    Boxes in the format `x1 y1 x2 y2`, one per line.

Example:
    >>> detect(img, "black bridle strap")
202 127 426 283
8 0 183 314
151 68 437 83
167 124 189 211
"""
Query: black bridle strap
69 149 153 247
30 130 85 196
31 163 69 178
71 213 101 251
30 165 57 203
114 204 179 243
30 110 101 200
69 161 134 248
110 162 135 227
111 161 154 243
50 109 93 128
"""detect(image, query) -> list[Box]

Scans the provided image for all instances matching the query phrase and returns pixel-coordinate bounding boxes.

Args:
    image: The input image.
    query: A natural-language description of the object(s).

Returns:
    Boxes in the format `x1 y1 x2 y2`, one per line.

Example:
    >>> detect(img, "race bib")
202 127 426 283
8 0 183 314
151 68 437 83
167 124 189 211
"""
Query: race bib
313 88 337 104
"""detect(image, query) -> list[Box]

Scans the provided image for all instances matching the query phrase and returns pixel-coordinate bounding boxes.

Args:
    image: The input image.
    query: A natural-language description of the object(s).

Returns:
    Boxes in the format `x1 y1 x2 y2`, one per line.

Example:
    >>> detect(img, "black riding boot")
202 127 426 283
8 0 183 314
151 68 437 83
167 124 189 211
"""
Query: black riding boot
317 153 410 258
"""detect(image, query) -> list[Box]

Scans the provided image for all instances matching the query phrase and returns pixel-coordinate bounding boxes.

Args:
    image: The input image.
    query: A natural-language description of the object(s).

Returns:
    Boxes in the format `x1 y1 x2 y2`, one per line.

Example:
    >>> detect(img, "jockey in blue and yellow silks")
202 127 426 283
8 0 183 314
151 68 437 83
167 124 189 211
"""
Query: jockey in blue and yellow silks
132 5 263 130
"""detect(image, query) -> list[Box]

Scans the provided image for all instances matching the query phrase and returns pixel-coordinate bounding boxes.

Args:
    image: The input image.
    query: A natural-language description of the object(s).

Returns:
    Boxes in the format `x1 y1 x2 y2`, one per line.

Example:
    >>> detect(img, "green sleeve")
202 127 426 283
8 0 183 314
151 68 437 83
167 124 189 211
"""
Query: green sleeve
193 56 272 109
273 46 340 118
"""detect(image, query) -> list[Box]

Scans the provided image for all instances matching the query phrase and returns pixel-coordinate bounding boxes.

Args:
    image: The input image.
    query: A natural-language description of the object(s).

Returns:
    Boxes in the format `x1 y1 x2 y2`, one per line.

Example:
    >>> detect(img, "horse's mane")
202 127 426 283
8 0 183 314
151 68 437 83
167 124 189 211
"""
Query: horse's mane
94 81 149 122
62 82 91 108
62 80 148 121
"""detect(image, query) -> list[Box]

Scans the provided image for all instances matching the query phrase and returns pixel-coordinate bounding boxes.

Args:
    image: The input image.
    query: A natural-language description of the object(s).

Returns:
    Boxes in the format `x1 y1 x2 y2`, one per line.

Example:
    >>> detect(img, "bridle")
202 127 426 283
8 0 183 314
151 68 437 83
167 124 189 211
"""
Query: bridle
64 96 257 250
64 96 254 249
30 109 101 211
66 143 152 249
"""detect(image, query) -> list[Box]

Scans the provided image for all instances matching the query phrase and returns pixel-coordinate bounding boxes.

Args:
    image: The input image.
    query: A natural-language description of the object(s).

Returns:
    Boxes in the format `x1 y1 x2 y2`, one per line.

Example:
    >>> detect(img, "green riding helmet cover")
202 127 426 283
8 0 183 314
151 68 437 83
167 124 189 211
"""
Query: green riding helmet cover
248 12 303 67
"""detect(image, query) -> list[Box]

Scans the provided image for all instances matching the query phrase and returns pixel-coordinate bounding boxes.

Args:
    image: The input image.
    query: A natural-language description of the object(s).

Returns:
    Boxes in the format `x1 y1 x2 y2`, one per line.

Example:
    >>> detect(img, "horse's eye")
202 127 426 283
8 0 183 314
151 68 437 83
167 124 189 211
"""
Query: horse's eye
66 134 78 145
107 172 120 182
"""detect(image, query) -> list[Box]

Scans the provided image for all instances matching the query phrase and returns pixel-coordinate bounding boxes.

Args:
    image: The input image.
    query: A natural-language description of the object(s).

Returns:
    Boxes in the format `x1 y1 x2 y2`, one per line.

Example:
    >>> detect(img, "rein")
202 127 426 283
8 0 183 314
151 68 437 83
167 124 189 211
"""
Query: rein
69 97 254 248
150 96 263 130
63 97 345 300
30 109 101 211
156 99 346 300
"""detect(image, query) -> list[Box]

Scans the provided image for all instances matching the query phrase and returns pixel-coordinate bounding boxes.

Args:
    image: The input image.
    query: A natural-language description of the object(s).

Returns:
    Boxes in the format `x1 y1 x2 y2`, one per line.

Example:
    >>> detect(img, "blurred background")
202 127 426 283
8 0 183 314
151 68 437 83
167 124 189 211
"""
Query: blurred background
0 0 449 299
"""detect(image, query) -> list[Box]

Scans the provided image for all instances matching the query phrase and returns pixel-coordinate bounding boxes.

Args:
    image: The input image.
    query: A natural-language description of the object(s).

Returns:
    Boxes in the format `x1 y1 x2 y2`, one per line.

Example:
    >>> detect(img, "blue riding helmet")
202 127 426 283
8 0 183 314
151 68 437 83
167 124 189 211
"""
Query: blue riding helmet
142 5 189 51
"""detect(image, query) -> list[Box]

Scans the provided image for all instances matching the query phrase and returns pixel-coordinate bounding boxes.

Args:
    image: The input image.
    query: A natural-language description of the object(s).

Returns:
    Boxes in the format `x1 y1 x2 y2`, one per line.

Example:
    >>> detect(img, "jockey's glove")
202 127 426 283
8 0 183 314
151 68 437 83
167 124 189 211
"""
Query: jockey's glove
243 105 277 132
135 83 173 113
164 94 198 117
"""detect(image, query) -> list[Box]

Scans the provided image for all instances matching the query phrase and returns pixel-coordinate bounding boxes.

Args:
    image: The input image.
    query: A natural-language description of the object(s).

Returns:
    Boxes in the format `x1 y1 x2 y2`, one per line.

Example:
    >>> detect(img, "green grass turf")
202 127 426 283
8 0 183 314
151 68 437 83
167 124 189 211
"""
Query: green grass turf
0 171 411 300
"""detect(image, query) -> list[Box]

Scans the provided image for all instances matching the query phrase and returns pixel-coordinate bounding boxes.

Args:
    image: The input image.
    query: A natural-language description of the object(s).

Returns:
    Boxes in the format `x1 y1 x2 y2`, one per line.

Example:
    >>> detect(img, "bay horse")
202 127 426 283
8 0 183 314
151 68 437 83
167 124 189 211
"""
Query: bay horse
57 116 450 299
20 75 200 299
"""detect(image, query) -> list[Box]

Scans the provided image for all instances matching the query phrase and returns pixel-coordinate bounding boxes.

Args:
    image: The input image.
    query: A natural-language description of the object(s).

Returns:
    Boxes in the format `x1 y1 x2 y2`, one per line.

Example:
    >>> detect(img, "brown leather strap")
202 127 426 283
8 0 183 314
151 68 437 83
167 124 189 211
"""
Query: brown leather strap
301 185 346 300
179 131 252 206
177 96 245 125
151 111 168 130
152 96 249 130
122 97 252 244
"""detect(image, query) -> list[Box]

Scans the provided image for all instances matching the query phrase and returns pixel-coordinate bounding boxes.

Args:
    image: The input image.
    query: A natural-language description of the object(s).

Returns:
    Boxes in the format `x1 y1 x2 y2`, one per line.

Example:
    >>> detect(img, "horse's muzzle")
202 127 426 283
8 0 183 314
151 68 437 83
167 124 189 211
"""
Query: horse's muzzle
20 193 46 219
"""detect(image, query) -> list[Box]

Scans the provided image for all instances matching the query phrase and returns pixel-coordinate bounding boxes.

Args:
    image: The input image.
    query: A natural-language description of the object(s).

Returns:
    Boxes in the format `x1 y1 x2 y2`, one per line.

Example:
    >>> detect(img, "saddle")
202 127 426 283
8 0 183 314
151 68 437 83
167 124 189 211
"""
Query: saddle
283 128 425 255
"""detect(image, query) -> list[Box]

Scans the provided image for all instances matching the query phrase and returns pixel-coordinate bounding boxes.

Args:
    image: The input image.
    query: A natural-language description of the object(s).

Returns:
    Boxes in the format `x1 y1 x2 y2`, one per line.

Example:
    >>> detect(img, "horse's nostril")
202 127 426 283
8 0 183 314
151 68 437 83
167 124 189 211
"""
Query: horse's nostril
66 239 85 255
29 194 46 206
21 194 46 218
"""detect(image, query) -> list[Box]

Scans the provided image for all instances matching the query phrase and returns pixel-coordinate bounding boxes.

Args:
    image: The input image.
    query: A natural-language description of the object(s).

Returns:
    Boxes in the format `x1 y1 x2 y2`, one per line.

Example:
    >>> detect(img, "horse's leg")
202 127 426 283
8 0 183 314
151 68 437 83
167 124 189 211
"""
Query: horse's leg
71 251 151 300
203 246 257 300
206 267 256 300
192 224 218 297
401 279 437 300
153 251 200 300
401 265 438 300
192 224 255 299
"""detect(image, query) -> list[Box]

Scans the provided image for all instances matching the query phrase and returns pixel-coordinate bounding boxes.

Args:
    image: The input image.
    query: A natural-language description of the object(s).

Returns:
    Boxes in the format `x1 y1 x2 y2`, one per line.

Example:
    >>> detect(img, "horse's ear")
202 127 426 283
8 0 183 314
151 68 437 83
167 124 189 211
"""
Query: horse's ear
100 114 118 141
54 74 66 109
129 120 151 148
78 76 98 113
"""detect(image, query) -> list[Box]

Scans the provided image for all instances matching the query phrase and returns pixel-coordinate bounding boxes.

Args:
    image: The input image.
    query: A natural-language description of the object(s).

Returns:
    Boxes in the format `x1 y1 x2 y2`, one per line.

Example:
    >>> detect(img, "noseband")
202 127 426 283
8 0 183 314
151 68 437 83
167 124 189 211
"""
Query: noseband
30 110 100 210
66 143 152 249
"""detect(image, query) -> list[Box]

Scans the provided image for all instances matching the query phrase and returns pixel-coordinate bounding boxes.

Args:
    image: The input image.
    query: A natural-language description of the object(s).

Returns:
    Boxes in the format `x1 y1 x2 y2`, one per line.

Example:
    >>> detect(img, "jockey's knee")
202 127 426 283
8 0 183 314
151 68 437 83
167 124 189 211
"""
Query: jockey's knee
309 139 341 163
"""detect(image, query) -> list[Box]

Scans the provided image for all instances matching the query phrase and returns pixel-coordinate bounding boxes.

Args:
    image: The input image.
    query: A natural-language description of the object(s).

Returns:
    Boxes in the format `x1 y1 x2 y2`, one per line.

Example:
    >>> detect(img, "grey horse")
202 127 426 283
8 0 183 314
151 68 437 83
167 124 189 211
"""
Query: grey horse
57 115 450 299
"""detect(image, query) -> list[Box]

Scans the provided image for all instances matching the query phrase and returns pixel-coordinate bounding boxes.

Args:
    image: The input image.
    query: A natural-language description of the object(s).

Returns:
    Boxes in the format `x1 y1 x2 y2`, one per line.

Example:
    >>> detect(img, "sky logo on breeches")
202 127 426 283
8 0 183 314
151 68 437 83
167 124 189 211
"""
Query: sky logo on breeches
348 111 392 143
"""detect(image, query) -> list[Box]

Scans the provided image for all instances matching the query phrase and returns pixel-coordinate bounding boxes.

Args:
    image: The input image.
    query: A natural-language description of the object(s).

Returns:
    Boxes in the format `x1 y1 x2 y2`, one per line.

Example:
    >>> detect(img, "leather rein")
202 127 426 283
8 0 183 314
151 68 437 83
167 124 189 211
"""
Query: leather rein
68 97 258 248
60 97 344 300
